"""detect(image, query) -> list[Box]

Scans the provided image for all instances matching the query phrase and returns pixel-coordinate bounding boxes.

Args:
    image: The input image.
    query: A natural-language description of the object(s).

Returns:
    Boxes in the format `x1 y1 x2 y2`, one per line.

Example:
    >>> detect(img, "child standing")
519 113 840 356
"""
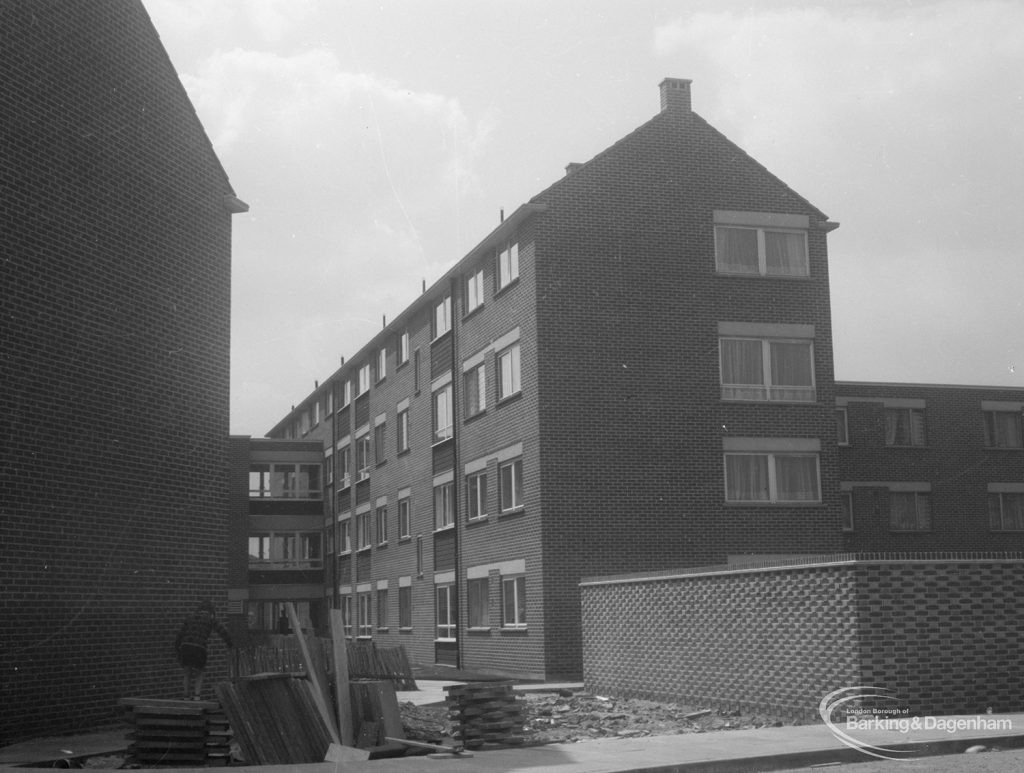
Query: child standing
174 600 233 700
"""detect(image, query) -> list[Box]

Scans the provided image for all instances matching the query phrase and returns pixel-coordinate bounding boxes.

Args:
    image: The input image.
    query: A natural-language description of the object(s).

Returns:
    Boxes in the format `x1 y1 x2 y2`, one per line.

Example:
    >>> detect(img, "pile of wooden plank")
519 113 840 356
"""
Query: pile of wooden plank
444 682 525 749
119 698 230 767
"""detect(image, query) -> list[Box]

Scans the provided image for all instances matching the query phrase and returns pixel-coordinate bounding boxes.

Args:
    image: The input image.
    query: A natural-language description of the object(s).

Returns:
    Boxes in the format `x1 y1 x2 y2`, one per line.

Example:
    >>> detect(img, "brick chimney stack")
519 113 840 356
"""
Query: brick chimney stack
659 77 692 115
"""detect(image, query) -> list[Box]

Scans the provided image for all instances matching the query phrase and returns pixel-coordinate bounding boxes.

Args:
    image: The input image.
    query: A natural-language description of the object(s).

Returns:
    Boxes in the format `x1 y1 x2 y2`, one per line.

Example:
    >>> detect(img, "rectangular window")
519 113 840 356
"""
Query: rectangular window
501 576 526 628
356 435 371 480
357 510 372 549
375 505 388 545
325 451 334 486
989 493 1024 531
249 463 322 499
338 518 351 553
434 295 452 338
885 408 927 446
358 594 372 637
984 411 1023 448
399 331 410 365
724 453 821 503
341 596 353 638
312 402 320 427
467 472 488 520
715 225 808 277
398 497 411 538
377 347 387 382
342 379 352 407
397 408 410 453
434 482 454 529
497 240 519 289
374 422 386 465
338 446 351 489
357 364 371 395
836 408 849 445
841 492 854 531
498 459 523 512
890 492 931 531
466 268 484 314
433 383 453 442
498 343 521 400
436 584 455 639
720 338 815 402
376 589 388 630
468 577 489 628
416 536 424 577
247 531 322 569
399 585 412 629
464 363 487 417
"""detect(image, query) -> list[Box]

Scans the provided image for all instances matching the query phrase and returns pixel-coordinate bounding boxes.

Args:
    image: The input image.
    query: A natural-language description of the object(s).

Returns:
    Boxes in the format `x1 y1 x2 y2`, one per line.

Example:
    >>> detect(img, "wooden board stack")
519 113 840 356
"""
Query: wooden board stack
443 682 526 749
118 698 230 767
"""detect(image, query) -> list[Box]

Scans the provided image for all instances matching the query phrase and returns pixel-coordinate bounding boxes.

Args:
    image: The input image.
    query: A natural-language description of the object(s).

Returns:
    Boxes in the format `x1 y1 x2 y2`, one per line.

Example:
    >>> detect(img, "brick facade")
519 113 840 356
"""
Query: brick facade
1 2 242 742
581 555 1024 717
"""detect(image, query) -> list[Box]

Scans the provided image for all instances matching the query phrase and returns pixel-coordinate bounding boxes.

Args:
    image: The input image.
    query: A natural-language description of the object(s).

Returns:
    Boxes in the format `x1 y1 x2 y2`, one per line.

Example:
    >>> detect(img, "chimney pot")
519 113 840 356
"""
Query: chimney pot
659 77 692 114
565 162 583 176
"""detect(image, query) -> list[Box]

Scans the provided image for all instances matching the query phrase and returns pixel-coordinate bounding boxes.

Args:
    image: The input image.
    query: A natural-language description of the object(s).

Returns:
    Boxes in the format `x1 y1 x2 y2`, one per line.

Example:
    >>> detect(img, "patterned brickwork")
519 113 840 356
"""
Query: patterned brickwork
582 555 1024 717
1 2 237 742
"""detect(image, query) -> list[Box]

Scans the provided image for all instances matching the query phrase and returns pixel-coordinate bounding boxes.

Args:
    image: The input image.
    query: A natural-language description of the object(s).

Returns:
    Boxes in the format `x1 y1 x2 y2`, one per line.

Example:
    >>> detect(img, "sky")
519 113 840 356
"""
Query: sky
143 0 1024 437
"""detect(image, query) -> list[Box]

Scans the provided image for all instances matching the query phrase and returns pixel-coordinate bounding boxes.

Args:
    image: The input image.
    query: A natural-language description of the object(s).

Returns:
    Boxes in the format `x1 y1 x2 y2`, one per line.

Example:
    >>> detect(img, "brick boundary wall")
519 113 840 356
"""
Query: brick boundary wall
581 553 1024 718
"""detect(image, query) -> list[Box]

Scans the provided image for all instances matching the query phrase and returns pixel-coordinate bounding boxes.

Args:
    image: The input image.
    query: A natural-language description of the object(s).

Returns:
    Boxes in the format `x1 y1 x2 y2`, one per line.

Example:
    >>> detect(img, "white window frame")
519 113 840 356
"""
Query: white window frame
435 584 456 640
983 410 1023 449
341 379 352 408
498 343 521 401
358 593 373 638
889 491 931 531
337 446 351 489
500 575 526 629
467 471 488 520
356 435 371 481
498 458 523 512
338 517 351 554
497 240 519 289
714 224 809 277
723 452 821 504
357 510 372 550
341 595 353 638
433 383 453 442
399 330 410 365
884 407 927 447
467 577 489 629
434 481 454 530
433 295 452 339
398 497 411 539
357 364 370 396
247 531 322 569
249 463 322 500
464 362 487 417
375 505 388 545
466 268 484 314
377 347 387 382
719 337 815 402
397 408 410 453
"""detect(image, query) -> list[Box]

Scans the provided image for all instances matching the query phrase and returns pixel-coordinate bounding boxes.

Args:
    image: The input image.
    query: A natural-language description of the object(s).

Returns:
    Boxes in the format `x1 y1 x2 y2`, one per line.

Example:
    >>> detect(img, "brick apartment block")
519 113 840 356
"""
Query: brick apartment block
1 2 246 742
267 78 852 680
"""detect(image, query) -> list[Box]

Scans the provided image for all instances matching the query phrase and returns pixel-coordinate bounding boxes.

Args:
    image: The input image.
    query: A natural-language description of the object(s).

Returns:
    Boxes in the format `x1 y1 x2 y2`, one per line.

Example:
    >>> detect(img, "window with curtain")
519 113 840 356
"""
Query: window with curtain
715 226 808 277
720 337 814 401
885 408 926 446
983 411 1023 448
436 584 455 639
501 576 526 628
468 578 489 628
889 492 930 530
724 453 820 503
989 493 1024 531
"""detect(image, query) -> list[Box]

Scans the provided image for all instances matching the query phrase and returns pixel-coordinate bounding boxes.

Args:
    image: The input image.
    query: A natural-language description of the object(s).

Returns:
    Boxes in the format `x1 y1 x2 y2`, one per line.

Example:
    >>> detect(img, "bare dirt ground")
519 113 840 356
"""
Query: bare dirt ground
401 689 807 746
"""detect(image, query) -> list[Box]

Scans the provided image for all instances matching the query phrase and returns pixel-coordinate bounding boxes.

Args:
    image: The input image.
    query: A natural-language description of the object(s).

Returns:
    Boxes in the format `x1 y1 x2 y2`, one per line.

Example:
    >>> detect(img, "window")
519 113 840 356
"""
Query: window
338 518 351 553
433 383 453 442
464 363 487 417
468 577 489 628
338 446 351 488
399 586 412 629
885 408 926 446
720 338 815 402
376 505 388 545
356 435 371 481
836 408 849 445
397 408 410 453
436 584 455 640
376 589 388 630
467 472 488 520
357 510 372 549
498 343 521 400
341 379 352 408
984 411 1023 448
312 402 320 427
498 459 523 512
341 596 353 638
249 463 322 499
433 295 452 338
247 531 322 569
416 536 424 577
358 594 372 637
376 347 387 382
374 422 386 465
325 451 334 486
399 331 410 365
724 453 821 503
989 493 1024 531
300 410 310 436
398 497 411 539
715 226 808 277
357 364 371 395
434 481 454 529
466 268 484 314
841 492 854 531
890 492 931 531
497 240 519 289
501 576 526 628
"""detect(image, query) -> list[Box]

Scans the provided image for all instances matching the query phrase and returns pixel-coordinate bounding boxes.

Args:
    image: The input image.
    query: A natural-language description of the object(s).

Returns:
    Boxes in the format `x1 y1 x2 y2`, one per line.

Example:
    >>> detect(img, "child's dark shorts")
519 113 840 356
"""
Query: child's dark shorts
177 643 207 669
